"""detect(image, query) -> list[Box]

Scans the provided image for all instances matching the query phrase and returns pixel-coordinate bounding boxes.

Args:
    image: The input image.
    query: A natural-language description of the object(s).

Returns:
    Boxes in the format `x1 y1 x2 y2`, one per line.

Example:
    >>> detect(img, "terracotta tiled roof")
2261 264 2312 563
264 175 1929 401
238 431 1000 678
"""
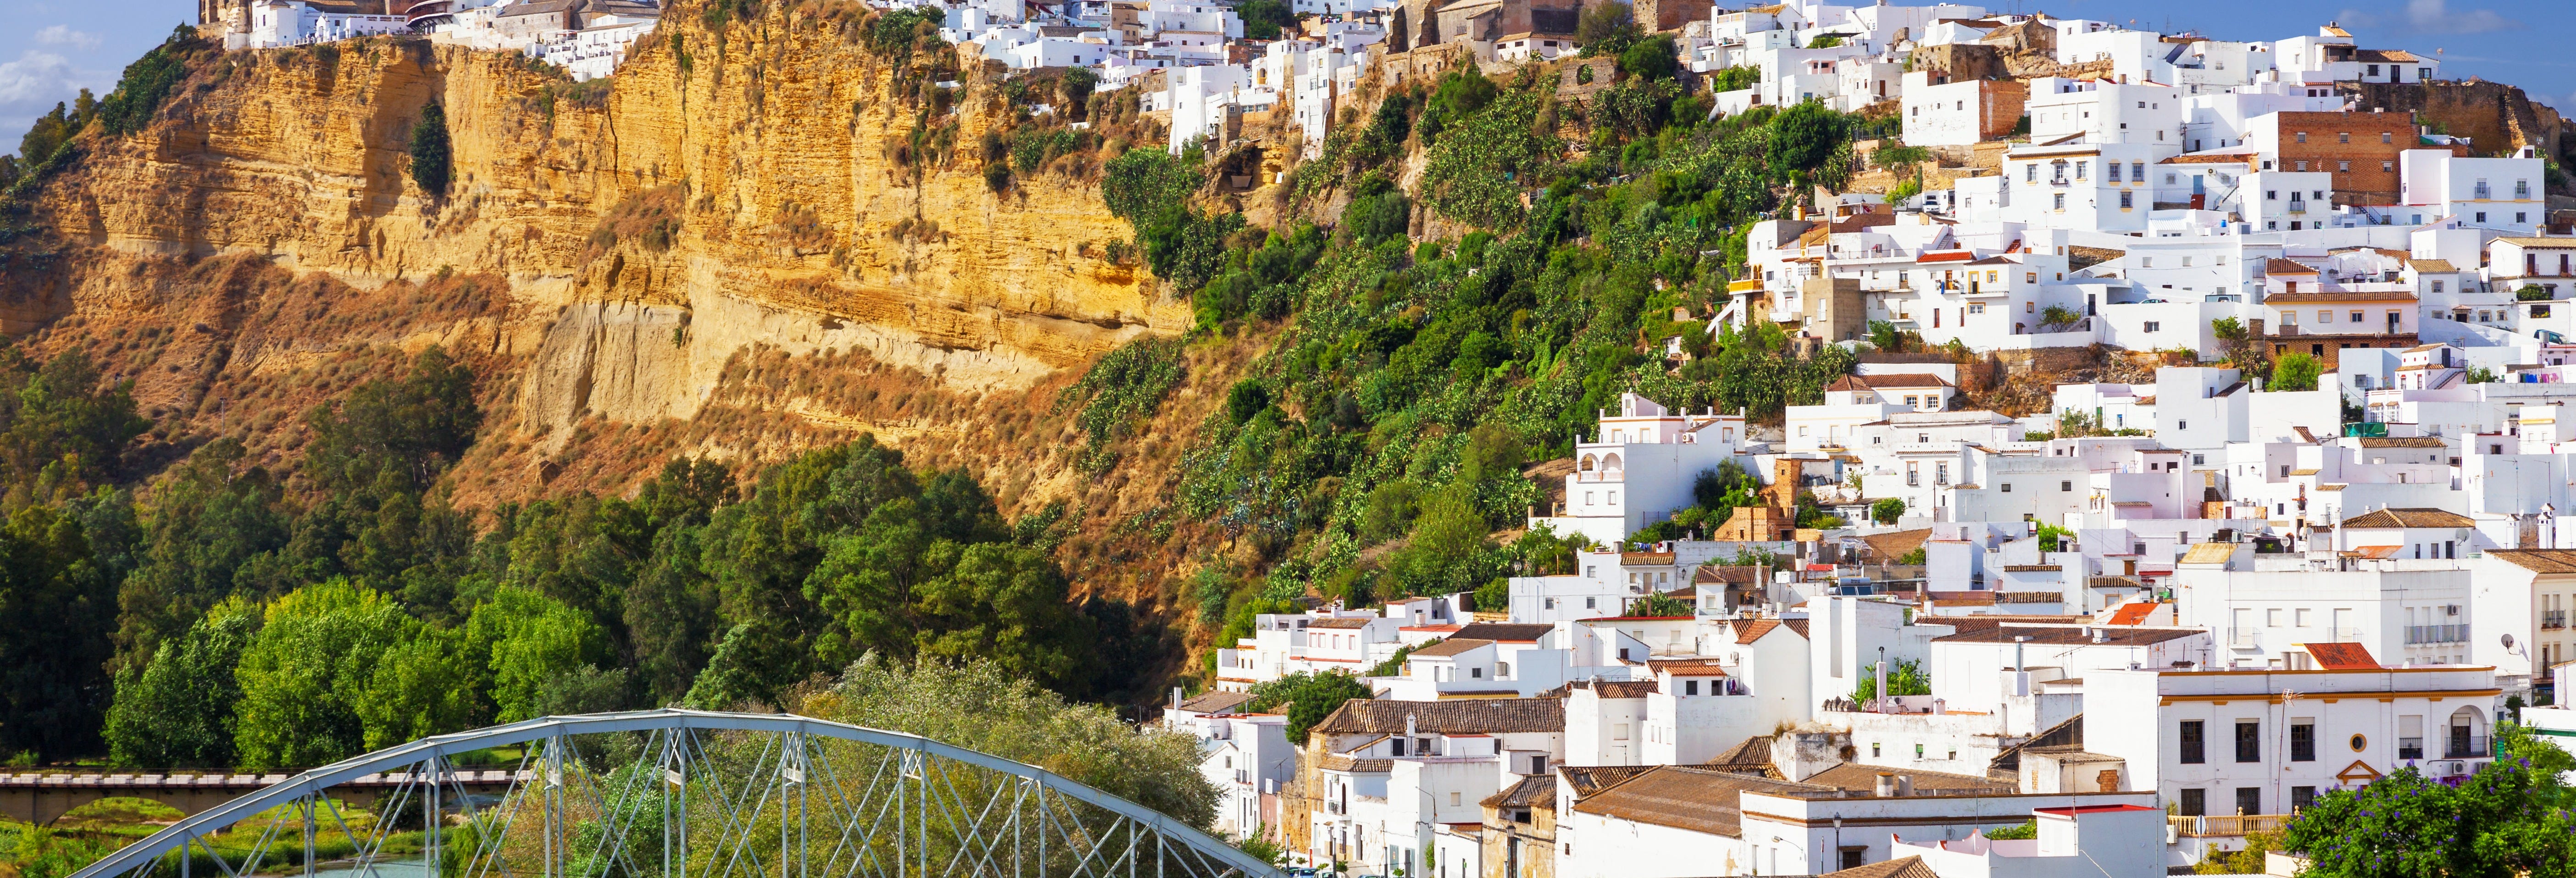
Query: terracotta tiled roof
1568 767 1825 837
2303 642 2381 670
2484 550 2576 574
2410 259 2459 273
1732 618 1791 644
1309 617 1374 629
1823 856 1941 878
2105 602 2158 625
2179 543 2240 565
1704 735 1774 768
1996 591 2064 604
1573 680 1660 699
1313 698 1564 736
2341 507 2476 528
2262 290 2418 304
1623 552 1678 565
2354 48 2418 62
1409 638 1494 658
2265 258 2320 275
2343 545 2404 559
1932 625 2202 646
1481 775 1557 810
1178 691 1254 713
2089 575 2143 589
1861 528 1932 562
1559 765 1656 799
1453 622 1554 642
1859 372 1956 388
2358 436 2448 448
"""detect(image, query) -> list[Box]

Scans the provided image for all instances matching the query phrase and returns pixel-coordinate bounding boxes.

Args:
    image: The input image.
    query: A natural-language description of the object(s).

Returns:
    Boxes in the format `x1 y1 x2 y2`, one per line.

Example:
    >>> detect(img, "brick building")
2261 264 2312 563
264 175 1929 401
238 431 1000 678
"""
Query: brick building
2246 109 2464 203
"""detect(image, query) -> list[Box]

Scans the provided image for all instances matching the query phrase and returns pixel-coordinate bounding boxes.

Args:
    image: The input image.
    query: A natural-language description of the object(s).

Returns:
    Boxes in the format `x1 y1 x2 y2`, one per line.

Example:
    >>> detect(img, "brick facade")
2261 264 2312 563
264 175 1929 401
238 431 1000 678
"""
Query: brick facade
2256 110 2459 203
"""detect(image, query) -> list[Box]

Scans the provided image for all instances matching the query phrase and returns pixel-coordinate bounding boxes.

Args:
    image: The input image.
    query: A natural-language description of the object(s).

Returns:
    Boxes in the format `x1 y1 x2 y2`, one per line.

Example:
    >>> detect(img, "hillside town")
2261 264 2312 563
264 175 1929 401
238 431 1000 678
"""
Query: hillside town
167 0 2576 874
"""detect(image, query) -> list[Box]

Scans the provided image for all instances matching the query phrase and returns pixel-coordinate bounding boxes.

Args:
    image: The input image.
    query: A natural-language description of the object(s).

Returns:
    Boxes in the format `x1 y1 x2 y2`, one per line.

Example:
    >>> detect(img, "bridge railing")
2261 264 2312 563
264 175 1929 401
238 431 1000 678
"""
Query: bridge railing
63 709 1278 878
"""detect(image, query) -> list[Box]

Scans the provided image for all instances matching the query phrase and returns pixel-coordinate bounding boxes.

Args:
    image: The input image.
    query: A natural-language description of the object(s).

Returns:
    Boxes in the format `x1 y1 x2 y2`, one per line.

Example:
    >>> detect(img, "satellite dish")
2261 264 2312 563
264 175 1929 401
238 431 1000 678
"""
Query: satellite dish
2503 633 2518 649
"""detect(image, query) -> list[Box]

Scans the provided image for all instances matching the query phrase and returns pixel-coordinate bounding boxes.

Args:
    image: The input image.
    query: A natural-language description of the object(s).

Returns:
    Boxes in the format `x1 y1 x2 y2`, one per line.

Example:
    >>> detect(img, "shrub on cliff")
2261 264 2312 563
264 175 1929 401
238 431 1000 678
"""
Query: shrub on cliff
409 104 452 197
97 26 205 138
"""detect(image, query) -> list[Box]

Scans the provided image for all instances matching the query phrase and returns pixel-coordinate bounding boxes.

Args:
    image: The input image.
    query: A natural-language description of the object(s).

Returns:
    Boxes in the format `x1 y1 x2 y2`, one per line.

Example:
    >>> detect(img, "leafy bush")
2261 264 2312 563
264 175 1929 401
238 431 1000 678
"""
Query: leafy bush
1244 671 1371 742
1871 497 1906 525
1616 34 1679 81
97 26 204 137
1576 1 1640 56
1055 338 1188 470
2267 351 2321 392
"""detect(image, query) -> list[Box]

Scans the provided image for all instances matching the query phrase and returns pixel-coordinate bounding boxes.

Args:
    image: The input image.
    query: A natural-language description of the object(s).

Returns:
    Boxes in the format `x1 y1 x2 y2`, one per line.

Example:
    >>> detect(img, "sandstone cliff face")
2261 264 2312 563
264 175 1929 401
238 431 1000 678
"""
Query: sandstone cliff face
17 10 1181 443
0 7 1255 643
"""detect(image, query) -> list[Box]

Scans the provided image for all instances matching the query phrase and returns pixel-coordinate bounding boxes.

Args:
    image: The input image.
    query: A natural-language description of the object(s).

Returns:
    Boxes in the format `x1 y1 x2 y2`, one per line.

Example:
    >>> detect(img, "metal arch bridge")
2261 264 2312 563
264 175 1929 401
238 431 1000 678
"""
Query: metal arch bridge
67 709 1280 878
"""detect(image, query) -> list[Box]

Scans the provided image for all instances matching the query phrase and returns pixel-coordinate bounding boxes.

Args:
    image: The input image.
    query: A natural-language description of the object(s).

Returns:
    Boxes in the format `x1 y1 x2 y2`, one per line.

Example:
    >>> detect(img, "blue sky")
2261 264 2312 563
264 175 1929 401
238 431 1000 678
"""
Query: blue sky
0 0 2570 156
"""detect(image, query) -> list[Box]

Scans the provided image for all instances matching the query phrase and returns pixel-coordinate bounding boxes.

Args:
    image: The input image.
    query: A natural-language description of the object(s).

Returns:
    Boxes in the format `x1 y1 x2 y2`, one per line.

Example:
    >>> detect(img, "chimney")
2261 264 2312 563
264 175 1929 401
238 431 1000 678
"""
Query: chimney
1873 660 1889 706
1895 775 1915 796
1405 714 1418 739
1875 772 1897 796
1171 687 1184 710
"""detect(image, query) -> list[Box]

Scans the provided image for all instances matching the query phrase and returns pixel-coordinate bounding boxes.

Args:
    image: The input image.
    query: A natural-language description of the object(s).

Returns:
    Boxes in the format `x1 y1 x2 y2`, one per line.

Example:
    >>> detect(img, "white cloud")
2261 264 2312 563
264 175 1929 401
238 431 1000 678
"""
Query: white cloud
0 51 79 106
2338 0 2520 35
33 25 101 50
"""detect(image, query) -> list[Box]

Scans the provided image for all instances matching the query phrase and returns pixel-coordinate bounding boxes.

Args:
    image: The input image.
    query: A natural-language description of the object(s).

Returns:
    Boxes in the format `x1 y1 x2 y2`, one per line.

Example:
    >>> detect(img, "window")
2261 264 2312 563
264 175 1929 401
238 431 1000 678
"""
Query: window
2054 193 2066 210
2002 483 2013 493
2180 788 2207 816
1585 597 1596 609
2121 191 2134 208
2133 161 2144 180
2236 721 2261 762
2026 165 2037 183
2339 132 2351 144
2350 311 2364 323
2319 310 2333 323
2382 161 2393 172
2382 132 2393 144
2338 161 2350 172
2061 480 2073 492
1685 679 1699 695
2291 722 2316 761
2292 786 2317 811
2180 721 2206 764
2144 321 2161 332
2296 132 2307 143
2237 788 2263 816
2109 162 2122 183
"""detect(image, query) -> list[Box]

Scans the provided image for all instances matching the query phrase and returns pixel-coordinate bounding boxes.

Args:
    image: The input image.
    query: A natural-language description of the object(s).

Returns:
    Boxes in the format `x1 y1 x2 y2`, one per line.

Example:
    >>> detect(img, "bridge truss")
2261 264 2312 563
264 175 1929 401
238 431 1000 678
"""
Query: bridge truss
67 709 1277 878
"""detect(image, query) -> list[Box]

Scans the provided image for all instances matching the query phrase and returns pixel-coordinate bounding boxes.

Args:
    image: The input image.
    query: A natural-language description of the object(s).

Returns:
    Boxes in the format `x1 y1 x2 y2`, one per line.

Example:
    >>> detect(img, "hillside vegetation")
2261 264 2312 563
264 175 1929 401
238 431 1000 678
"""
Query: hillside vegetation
0 0 1899 769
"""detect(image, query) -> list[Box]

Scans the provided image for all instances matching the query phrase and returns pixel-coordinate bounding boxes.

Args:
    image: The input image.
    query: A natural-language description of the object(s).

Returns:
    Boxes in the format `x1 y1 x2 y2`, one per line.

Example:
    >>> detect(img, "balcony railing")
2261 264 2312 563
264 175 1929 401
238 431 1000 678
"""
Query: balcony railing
2447 736 2491 759
2405 623 2468 644
2399 737 2424 760
2475 185 2493 200
2547 611 2567 630
2170 814 2291 838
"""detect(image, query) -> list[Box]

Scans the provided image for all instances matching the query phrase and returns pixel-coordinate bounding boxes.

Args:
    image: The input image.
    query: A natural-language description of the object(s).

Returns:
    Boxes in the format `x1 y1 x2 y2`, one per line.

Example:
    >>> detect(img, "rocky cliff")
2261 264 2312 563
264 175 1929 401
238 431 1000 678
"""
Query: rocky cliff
0 4 1243 622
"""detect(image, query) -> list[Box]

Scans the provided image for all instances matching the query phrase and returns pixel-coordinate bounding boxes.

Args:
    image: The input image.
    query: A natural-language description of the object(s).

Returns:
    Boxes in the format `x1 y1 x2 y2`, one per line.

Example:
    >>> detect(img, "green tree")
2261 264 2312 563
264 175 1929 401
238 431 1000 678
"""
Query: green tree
1766 100 1849 180
1384 484 1498 597
231 580 415 768
814 656 1218 828
0 348 153 499
1575 1 1640 56
1236 0 1296 39
466 587 610 723
2283 744 2576 878
1850 657 1929 701
1871 497 1906 525
104 597 259 767
1244 671 1373 744
0 505 118 761
1616 34 1678 81
410 103 453 196
2269 351 2322 392
1630 592 1692 617
112 438 289 673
